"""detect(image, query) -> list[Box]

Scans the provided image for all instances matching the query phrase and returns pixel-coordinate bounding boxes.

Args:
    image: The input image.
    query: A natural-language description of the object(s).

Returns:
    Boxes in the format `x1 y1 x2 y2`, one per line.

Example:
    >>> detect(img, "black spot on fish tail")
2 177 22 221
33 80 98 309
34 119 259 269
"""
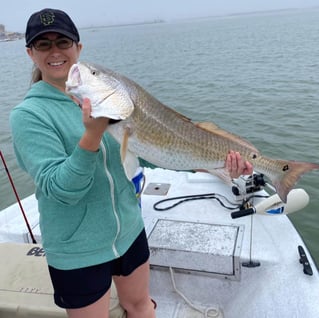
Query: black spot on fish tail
273 160 319 203
283 165 289 172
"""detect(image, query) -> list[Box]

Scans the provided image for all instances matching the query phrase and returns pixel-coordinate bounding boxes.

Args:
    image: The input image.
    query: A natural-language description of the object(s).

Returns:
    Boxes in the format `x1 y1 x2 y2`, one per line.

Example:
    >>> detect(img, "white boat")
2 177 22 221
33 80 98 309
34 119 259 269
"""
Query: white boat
0 167 318 317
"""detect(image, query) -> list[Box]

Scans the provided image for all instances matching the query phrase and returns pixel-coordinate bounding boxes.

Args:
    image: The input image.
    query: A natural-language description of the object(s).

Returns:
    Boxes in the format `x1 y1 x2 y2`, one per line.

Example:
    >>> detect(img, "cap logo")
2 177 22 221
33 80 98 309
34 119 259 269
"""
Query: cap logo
40 12 55 26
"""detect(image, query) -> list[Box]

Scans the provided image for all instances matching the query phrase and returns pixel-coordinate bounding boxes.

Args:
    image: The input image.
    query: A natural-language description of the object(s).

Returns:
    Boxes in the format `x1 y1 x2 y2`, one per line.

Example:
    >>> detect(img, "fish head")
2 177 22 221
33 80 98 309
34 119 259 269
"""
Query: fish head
65 62 134 119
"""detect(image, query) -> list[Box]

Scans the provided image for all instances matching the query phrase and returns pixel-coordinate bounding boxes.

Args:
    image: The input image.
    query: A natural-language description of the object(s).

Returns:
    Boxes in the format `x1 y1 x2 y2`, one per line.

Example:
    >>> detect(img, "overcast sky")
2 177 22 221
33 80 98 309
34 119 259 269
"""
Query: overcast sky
1 0 318 32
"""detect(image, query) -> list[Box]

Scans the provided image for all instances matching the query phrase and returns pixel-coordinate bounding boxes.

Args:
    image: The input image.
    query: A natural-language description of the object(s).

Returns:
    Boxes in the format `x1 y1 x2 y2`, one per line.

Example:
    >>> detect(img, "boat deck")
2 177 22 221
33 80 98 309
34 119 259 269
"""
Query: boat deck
0 168 318 317
143 169 319 317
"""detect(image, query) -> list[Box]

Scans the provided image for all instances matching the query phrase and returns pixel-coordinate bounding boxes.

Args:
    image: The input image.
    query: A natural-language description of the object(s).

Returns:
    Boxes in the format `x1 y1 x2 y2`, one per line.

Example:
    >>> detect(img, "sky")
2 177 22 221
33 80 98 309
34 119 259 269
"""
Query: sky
1 0 318 32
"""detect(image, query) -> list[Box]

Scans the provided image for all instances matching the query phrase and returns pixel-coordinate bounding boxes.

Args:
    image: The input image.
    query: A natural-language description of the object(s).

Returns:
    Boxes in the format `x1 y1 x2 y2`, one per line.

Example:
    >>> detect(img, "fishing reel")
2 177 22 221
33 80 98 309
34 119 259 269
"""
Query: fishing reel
232 173 266 200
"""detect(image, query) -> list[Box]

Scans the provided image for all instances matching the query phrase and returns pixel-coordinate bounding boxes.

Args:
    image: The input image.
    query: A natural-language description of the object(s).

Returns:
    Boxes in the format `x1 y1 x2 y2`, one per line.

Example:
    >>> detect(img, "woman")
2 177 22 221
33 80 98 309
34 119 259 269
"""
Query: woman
10 8 252 318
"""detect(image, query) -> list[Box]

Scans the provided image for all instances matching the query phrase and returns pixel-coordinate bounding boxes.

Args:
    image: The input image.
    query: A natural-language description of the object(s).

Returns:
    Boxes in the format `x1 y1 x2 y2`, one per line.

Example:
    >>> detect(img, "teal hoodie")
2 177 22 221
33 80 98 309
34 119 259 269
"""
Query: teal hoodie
10 81 145 270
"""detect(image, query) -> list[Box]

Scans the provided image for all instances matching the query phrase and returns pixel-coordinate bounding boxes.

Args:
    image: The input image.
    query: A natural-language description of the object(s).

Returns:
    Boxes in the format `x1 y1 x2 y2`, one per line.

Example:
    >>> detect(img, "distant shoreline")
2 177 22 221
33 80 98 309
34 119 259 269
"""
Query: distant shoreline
80 19 165 31
79 6 319 30
174 6 319 23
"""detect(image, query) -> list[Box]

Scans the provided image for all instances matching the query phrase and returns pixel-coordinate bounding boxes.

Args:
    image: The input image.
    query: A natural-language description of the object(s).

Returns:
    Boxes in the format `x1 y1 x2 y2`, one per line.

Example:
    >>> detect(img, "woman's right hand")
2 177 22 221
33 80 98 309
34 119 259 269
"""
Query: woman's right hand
79 98 109 152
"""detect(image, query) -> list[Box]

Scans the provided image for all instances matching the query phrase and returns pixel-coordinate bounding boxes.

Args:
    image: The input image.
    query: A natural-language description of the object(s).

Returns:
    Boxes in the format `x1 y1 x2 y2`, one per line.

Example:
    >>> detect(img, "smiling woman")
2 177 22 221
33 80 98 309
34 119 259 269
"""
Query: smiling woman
9 8 156 318
26 32 82 89
24 9 82 90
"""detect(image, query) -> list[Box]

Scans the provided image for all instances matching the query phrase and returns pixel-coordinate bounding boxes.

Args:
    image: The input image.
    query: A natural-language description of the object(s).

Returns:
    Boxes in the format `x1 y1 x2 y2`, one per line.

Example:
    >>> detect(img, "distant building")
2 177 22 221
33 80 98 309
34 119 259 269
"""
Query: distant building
0 24 5 40
0 24 24 41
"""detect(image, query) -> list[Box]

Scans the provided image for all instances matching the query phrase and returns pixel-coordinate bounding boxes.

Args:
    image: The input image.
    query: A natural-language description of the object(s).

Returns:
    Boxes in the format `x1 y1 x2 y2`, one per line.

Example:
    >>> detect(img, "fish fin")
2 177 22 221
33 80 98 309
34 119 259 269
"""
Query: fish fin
120 127 130 163
208 168 233 185
195 121 219 130
123 150 140 180
120 126 140 180
268 159 319 203
195 121 259 152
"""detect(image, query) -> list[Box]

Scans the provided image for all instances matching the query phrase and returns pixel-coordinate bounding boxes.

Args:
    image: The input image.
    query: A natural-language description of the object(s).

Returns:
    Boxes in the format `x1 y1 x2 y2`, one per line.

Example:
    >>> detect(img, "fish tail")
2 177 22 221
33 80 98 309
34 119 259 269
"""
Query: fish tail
271 160 319 203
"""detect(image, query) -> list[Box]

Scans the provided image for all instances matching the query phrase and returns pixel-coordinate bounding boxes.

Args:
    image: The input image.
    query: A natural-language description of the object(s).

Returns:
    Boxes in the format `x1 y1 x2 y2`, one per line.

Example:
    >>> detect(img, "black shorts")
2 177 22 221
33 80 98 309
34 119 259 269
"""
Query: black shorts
48 229 150 309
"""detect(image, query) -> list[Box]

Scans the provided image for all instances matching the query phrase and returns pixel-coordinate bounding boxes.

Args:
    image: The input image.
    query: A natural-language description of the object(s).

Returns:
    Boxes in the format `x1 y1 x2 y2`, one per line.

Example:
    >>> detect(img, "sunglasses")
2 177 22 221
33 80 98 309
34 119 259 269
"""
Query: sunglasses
32 37 74 51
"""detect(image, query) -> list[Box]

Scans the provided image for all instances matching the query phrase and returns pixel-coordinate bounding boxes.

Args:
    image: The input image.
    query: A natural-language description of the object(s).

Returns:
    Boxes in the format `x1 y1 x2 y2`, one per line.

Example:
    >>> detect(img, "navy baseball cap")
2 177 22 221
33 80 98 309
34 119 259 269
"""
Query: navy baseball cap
25 8 80 47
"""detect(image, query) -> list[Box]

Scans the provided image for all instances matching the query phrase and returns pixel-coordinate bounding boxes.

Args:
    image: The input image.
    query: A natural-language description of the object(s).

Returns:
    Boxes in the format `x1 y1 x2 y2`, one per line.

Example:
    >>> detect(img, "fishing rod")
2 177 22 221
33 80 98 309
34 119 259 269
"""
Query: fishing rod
0 151 37 244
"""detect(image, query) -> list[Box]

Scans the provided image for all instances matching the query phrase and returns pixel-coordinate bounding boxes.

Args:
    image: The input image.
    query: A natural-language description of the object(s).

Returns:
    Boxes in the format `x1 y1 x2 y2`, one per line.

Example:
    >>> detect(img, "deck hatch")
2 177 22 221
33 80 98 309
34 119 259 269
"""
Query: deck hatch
148 219 243 280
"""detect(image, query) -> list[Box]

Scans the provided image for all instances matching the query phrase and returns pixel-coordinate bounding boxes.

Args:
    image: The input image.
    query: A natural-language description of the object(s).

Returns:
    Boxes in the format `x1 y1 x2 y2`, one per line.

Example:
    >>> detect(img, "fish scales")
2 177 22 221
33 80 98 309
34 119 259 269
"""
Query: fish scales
116 77 256 168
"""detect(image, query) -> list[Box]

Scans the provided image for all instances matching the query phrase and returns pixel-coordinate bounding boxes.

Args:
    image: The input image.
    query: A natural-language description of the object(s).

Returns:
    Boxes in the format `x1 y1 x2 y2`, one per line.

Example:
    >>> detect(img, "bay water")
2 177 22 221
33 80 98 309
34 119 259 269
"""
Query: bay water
0 8 318 267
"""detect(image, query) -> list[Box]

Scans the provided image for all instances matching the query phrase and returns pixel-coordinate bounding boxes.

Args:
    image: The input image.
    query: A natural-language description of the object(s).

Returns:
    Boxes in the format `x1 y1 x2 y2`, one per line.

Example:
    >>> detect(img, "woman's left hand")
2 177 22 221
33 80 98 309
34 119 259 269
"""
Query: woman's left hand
226 151 253 179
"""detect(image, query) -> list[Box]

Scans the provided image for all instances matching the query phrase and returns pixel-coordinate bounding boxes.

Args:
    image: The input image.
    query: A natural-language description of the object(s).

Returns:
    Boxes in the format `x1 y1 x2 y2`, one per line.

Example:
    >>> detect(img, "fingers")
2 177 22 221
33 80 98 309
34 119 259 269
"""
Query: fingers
81 98 91 120
226 151 253 179
243 160 253 175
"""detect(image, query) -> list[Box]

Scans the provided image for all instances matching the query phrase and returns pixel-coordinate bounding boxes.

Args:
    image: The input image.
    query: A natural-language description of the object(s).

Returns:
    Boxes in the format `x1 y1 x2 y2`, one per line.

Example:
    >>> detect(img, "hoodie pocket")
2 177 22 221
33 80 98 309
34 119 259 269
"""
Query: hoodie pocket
60 201 116 250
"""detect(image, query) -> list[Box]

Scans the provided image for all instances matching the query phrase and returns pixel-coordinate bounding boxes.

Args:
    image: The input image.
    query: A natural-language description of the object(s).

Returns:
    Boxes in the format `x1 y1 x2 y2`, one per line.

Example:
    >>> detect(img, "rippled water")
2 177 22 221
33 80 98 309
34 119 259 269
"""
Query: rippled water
0 8 318 266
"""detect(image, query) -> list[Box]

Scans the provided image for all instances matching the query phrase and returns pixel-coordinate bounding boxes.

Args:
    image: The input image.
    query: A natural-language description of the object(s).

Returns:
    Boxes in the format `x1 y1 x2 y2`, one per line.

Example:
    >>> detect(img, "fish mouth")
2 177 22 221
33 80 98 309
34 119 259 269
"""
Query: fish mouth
65 64 82 92
108 118 122 125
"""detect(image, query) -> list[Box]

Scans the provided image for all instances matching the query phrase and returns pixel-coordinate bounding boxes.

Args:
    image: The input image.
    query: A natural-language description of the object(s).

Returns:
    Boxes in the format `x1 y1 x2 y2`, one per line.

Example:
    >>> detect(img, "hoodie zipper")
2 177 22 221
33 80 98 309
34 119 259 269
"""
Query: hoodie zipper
100 141 120 258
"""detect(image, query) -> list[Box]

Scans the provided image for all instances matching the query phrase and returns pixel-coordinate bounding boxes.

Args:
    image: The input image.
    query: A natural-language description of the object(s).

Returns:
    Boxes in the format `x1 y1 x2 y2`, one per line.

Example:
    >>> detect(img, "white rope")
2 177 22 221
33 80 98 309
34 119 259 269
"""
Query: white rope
169 267 223 318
